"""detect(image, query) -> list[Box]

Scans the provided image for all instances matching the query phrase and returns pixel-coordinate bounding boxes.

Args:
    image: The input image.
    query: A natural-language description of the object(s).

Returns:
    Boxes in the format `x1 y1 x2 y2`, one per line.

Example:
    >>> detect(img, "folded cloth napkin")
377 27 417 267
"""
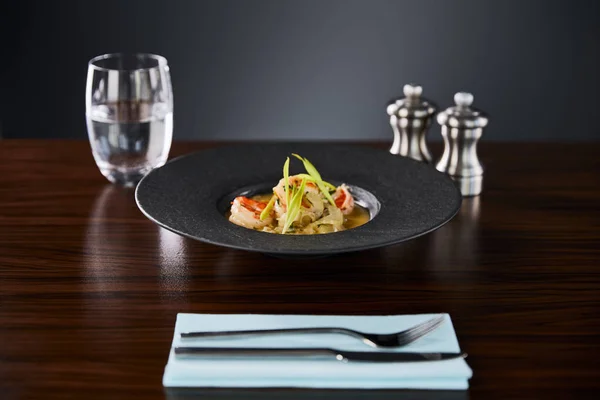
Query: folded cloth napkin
163 313 472 390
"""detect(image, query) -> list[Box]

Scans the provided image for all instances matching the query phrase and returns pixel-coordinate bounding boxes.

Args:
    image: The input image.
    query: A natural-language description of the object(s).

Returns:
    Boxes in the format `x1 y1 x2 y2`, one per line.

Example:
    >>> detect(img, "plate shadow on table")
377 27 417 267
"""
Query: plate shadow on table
165 388 469 400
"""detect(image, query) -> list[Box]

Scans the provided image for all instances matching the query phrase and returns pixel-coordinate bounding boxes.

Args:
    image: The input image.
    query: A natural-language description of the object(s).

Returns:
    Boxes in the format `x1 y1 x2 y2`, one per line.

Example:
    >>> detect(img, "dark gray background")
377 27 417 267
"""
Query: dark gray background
1 0 598 141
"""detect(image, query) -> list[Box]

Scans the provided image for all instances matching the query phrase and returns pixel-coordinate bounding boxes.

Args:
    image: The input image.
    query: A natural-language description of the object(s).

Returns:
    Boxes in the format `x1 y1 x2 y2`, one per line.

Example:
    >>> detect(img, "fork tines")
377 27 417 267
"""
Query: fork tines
396 315 445 346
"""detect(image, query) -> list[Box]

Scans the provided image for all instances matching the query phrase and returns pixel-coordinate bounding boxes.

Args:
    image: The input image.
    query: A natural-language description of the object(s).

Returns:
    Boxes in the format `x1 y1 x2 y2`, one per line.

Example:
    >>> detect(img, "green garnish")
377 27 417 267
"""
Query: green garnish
283 157 290 208
282 178 306 234
295 173 336 191
259 195 277 221
292 154 336 206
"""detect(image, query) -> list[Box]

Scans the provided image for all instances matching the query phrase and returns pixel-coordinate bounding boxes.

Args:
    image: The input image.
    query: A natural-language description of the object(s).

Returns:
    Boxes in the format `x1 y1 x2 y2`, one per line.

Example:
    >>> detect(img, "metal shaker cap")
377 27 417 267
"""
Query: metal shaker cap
437 92 489 129
387 84 436 119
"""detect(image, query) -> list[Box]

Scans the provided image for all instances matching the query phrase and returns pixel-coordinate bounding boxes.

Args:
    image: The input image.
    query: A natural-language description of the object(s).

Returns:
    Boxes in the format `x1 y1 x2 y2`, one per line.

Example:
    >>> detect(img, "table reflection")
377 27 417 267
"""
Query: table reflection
85 184 191 298
84 184 134 293
427 197 481 271
159 227 191 301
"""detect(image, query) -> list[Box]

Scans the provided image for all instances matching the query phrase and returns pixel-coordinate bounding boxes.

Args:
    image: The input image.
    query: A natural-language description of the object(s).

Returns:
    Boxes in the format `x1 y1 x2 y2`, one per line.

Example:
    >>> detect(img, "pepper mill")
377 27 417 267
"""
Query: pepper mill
435 92 489 197
386 84 437 162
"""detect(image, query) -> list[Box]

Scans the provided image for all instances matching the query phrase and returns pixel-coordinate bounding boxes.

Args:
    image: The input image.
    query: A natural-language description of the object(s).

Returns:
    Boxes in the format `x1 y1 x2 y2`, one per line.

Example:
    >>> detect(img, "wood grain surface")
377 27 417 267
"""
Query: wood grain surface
0 140 599 400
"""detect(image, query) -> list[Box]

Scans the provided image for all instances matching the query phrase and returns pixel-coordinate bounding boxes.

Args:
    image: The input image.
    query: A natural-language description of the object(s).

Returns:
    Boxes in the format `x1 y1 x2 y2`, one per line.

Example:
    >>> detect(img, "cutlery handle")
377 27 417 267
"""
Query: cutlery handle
174 346 338 361
173 347 467 363
180 327 357 339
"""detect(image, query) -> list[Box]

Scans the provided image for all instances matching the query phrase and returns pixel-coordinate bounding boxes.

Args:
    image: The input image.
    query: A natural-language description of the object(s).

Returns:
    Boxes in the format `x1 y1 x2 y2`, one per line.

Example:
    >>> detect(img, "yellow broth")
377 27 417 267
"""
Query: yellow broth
343 202 370 229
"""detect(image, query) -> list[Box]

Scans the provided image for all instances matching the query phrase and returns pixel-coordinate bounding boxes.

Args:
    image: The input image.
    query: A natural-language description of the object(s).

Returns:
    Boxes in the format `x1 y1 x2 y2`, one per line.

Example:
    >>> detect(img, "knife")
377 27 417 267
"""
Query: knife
174 347 466 363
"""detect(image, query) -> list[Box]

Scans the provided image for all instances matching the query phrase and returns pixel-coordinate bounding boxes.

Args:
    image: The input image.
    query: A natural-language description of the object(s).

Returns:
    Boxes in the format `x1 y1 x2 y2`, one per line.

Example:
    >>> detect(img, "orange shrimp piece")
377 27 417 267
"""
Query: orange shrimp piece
334 191 346 208
333 184 354 215
233 196 266 216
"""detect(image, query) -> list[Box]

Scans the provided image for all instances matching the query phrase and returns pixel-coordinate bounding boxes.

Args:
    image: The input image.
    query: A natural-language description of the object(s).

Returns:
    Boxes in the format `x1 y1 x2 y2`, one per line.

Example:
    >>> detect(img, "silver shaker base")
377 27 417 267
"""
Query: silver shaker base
449 175 483 197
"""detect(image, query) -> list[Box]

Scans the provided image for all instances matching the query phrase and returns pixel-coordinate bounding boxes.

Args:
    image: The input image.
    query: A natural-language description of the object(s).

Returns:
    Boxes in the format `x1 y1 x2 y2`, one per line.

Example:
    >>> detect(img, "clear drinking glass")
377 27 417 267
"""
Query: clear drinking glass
86 53 173 186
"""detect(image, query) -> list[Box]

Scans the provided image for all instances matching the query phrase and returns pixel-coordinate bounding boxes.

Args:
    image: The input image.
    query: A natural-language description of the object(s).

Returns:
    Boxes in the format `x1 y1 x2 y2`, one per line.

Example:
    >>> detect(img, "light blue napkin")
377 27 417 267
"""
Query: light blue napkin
163 313 472 389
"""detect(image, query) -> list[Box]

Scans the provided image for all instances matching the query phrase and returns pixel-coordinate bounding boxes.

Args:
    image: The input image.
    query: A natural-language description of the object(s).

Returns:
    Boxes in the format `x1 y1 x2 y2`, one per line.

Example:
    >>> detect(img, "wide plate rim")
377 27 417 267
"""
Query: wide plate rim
135 143 462 255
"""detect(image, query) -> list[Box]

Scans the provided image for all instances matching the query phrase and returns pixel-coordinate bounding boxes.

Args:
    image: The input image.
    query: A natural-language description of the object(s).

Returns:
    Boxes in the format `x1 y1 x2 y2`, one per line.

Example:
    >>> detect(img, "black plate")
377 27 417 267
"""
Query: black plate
135 144 461 256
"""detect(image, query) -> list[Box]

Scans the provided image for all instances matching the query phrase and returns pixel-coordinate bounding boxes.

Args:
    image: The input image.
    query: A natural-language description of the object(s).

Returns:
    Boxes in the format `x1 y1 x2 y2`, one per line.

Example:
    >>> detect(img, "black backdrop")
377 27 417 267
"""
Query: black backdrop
1 0 598 141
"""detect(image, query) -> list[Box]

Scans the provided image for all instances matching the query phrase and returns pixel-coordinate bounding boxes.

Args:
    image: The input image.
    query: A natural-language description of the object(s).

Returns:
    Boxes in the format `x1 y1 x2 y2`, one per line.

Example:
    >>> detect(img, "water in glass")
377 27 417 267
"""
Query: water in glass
87 101 172 185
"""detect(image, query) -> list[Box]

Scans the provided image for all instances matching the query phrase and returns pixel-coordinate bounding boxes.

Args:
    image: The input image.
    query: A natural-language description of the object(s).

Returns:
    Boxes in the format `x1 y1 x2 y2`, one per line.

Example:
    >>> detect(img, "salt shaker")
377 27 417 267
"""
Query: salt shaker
435 92 489 197
386 84 437 162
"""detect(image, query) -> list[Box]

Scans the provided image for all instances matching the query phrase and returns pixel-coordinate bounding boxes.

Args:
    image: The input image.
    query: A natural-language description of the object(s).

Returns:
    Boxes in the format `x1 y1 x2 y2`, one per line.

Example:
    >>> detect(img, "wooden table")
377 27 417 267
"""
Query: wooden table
1 140 599 399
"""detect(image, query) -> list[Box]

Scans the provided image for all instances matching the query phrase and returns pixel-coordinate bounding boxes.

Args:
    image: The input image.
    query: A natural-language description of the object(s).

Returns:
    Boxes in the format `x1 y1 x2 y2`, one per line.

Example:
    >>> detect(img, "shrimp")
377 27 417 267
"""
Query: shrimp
272 175 325 223
272 175 320 208
333 184 354 215
229 196 273 230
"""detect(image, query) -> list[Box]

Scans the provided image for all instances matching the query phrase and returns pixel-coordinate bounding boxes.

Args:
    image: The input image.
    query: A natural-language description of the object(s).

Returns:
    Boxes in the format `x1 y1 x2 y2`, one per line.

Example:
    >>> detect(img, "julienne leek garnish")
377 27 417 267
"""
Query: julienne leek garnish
279 154 338 234
259 195 276 221
292 154 336 206
282 177 307 234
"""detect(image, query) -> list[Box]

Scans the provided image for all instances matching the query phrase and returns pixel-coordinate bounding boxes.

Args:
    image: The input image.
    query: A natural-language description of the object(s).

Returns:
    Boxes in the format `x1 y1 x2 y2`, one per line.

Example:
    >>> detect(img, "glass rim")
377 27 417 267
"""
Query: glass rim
88 53 168 72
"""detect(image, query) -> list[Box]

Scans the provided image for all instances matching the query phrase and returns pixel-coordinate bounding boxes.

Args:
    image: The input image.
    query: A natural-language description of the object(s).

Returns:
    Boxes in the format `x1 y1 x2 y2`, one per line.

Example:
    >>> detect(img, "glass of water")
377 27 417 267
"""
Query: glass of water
86 53 173 186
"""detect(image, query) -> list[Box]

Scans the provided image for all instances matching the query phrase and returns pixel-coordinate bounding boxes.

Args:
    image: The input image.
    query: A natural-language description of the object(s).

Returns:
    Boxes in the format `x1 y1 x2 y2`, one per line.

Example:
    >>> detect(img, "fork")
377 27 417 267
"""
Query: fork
180 315 445 348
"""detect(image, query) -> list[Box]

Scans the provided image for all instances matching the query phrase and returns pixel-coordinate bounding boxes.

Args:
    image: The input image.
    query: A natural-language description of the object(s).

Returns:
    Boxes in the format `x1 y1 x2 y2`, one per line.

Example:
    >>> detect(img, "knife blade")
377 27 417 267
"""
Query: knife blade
174 347 466 363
